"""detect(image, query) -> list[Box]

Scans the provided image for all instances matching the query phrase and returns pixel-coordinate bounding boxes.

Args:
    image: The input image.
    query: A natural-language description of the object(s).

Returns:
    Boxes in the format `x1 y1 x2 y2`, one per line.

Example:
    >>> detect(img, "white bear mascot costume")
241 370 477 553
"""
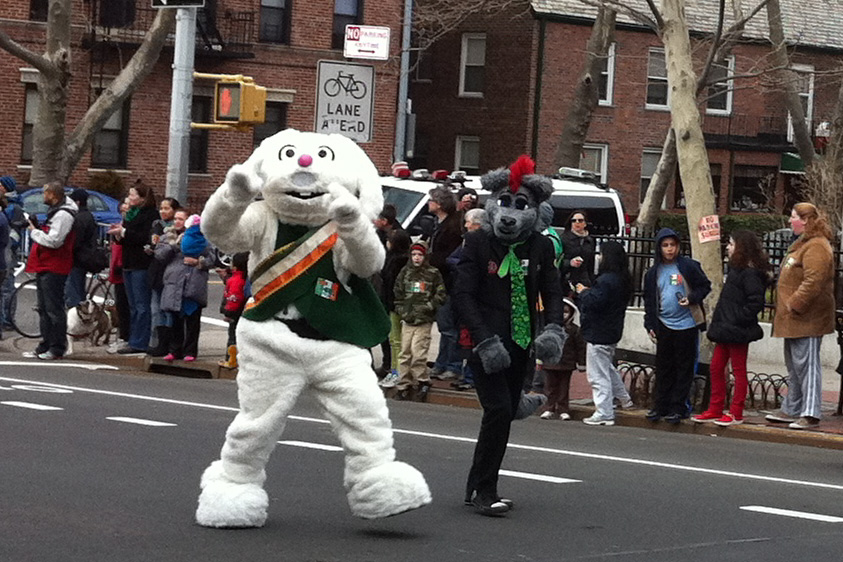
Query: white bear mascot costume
196 129 431 527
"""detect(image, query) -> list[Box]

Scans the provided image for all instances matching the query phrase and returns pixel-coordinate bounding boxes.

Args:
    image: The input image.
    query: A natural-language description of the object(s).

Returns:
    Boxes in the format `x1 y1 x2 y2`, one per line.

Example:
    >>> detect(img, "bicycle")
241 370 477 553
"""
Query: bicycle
323 71 367 100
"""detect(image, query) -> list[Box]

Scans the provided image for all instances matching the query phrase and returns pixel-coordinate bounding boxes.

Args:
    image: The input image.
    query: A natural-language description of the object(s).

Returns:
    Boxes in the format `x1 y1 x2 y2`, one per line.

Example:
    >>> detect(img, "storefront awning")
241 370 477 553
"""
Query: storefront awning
780 152 805 174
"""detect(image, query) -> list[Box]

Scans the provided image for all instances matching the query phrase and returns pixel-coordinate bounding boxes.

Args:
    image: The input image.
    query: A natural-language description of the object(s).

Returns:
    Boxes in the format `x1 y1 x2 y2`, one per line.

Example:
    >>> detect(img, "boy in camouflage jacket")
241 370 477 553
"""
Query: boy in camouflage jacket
388 240 447 401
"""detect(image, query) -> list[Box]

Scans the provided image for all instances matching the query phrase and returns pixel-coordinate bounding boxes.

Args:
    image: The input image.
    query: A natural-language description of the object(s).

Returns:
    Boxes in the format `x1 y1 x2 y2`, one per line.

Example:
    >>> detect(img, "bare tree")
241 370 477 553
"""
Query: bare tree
413 0 531 55
554 6 617 169
0 0 175 185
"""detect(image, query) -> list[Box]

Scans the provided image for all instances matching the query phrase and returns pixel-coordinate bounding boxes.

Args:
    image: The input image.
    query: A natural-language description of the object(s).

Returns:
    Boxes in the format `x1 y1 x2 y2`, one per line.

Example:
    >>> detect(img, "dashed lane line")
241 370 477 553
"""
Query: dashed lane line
2 401 63 411
740 505 843 523
0 361 118 371
3 376 843 493
106 416 177 427
279 440 343 452
499 469 582 484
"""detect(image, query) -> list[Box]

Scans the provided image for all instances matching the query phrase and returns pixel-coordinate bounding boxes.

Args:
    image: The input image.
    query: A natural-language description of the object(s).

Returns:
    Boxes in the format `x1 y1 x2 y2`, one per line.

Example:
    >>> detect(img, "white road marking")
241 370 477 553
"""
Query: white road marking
740 505 843 523
3 376 843 494
200 316 228 327
279 440 343 452
499 469 581 484
106 417 177 427
0 361 117 371
2 401 63 411
10 384 74 393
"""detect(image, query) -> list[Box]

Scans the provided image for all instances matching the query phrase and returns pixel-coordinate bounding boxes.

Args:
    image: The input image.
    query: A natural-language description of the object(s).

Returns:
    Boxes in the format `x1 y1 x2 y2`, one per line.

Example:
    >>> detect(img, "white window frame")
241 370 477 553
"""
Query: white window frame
598 43 616 106
705 55 734 115
640 148 667 208
579 143 608 183
787 63 814 143
645 47 670 111
455 135 480 172
459 33 485 98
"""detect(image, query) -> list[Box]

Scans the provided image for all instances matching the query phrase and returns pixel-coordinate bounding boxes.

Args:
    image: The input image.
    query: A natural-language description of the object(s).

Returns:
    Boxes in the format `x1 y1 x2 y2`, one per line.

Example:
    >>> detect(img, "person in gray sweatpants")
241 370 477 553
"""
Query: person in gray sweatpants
576 241 633 426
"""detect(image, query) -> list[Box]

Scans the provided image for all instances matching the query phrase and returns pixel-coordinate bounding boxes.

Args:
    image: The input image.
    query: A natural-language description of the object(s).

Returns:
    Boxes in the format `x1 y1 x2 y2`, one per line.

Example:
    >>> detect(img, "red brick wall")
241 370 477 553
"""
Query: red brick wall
0 0 403 210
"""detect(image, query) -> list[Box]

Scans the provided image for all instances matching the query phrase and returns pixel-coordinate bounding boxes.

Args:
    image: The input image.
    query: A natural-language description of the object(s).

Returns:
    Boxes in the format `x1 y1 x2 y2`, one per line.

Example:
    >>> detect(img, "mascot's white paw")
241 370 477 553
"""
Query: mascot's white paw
196 460 269 528
347 461 432 519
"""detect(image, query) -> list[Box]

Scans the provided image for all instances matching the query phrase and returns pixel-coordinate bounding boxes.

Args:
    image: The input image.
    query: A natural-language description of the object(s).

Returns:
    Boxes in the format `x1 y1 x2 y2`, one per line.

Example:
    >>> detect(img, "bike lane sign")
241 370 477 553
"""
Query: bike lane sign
315 60 374 143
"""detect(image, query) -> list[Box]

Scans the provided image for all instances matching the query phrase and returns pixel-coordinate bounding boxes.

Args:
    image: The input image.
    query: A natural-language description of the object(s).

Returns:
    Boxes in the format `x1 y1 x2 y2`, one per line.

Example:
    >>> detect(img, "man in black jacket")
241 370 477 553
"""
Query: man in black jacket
65 189 98 309
454 156 566 517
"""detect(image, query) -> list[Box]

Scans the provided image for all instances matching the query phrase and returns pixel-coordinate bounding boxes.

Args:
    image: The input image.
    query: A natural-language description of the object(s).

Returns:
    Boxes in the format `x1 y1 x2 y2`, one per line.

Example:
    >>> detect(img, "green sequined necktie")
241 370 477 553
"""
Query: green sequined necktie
498 241 531 349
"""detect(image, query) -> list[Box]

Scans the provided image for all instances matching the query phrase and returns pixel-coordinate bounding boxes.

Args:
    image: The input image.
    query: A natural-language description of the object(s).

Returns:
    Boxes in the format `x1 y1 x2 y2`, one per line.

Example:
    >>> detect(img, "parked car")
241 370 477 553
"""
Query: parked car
381 167 627 238
20 187 122 225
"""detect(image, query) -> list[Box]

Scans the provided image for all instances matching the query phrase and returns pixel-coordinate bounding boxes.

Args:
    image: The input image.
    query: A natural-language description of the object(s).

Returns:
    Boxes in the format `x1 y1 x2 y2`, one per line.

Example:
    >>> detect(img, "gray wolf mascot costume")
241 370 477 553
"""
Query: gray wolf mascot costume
196 129 431 527
455 155 566 516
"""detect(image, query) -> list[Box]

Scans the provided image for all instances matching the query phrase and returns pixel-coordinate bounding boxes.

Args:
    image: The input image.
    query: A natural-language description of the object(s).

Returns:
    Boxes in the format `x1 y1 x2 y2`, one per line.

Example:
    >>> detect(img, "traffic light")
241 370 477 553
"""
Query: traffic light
214 79 267 125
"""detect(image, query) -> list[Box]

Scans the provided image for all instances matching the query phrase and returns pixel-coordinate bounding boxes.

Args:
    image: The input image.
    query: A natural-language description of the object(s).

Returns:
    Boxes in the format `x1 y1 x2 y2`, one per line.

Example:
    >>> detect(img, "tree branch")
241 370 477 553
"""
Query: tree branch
0 28 57 76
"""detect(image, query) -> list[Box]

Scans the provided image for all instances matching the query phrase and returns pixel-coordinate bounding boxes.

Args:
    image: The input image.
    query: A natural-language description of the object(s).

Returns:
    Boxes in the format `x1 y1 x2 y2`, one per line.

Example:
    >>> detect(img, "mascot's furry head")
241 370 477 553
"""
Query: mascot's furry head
242 129 383 226
480 155 553 243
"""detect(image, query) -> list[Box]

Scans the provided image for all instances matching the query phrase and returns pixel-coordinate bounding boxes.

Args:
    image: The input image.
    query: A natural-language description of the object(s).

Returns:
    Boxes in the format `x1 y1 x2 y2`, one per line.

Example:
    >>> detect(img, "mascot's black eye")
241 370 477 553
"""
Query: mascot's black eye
317 146 335 160
514 196 529 210
497 194 513 208
279 144 296 159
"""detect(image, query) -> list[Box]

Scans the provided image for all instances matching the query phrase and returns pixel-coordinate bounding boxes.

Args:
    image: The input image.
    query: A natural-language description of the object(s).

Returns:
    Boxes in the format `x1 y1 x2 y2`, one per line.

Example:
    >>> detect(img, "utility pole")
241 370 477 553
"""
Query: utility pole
393 0 413 163
165 8 197 204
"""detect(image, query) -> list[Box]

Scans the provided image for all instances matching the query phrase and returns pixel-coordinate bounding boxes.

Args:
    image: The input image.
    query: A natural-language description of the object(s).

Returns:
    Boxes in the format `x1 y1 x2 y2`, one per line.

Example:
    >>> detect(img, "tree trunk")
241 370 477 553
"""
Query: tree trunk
30 0 72 187
635 129 677 227
767 0 815 166
554 6 616 169
59 9 176 183
661 0 723 315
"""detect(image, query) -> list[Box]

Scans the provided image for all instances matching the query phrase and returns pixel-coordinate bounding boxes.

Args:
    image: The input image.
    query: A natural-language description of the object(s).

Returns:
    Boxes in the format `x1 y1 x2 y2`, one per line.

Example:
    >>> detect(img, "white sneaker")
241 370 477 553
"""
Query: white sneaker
620 398 634 409
583 415 615 426
22 351 38 359
540 411 557 420
379 372 400 388
559 412 571 421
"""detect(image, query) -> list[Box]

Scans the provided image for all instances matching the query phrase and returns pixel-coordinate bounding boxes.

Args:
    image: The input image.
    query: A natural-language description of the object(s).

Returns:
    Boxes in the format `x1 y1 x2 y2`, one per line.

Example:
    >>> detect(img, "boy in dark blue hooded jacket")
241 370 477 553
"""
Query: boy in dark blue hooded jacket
643 228 711 424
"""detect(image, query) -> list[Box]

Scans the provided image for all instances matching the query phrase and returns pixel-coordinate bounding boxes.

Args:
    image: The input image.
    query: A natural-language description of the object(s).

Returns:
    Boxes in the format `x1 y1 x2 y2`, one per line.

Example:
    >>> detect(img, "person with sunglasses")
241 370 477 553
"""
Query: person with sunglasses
560 209 596 297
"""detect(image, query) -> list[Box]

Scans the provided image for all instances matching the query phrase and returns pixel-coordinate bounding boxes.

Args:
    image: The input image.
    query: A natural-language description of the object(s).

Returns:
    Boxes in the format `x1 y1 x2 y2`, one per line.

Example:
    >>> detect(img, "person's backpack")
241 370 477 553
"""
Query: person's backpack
76 242 110 273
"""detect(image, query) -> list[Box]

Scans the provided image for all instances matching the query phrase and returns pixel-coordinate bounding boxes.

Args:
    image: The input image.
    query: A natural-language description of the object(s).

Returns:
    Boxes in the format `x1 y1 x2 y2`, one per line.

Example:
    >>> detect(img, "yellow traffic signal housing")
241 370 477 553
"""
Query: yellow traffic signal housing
214 80 267 125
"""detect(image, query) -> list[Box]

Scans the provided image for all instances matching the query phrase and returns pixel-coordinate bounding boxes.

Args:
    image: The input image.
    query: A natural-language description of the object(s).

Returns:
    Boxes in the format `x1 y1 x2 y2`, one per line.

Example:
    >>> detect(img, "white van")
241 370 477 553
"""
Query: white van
381 168 627 238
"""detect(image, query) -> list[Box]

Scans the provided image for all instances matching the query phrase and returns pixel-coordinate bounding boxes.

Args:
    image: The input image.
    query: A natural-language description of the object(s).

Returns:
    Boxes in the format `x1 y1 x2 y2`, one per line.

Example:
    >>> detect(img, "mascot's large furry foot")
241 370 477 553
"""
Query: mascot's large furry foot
348 461 432 519
196 460 269 528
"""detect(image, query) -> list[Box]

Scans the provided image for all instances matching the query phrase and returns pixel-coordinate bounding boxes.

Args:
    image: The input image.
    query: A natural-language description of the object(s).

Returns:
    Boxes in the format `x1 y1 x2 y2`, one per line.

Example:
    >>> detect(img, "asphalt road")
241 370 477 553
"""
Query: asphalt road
3 364 843 562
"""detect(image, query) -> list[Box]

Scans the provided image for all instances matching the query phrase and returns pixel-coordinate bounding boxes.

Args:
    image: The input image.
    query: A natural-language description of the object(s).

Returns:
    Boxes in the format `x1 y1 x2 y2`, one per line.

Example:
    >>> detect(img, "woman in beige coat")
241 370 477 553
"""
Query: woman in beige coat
766 202 835 430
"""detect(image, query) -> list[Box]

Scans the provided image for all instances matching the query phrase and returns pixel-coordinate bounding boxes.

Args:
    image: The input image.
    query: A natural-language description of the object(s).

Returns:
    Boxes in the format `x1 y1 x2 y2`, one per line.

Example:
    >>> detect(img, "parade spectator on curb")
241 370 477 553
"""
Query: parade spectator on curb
456 187 479 214
577 240 634 426
0 176 26 330
218 251 249 369
693 230 771 427
766 203 836 430
0 194 10 339
65 189 98 309
538 297 586 421
384 240 447 402
374 203 403 246
377 228 411 383
560 210 596 296
24 181 77 360
107 180 157 354
643 228 711 424
158 214 212 362
107 197 131 351
148 208 187 356
147 196 180 356
373 203 405 376
426 185 464 381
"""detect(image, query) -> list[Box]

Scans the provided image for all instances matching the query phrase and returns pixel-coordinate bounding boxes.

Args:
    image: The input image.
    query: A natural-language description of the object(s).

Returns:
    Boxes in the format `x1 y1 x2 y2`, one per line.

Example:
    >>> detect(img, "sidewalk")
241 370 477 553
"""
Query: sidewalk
6 321 843 451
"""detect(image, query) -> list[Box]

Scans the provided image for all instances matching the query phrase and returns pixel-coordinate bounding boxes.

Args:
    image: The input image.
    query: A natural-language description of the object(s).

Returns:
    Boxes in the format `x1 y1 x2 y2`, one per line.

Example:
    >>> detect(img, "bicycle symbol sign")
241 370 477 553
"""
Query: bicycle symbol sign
316 60 374 143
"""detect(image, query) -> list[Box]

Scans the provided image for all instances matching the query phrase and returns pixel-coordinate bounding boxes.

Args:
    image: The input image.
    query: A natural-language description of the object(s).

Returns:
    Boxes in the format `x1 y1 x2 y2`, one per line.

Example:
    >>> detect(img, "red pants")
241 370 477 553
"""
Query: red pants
708 342 749 419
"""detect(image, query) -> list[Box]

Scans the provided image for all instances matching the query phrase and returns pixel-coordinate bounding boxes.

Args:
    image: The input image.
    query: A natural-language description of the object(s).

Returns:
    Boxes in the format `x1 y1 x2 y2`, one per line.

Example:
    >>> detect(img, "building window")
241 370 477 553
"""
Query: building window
579 143 608 183
646 48 669 109
675 163 722 209
332 0 362 50
455 136 480 173
91 99 130 168
189 97 211 174
30 0 48 21
730 164 777 212
259 0 291 44
706 56 734 115
639 149 662 203
598 43 616 106
459 34 485 98
787 64 814 143
21 85 39 164
253 102 289 148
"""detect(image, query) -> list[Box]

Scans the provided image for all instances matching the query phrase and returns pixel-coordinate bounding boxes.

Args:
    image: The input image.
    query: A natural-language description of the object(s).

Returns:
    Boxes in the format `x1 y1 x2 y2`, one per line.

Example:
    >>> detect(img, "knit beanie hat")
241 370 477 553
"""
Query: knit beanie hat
410 240 428 255
0 176 16 192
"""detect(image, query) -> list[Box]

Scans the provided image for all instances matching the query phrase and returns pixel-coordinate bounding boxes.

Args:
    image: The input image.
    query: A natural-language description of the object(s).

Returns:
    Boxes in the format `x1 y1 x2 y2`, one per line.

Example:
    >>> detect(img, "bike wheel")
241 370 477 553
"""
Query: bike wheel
87 275 115 307
11 278 41 339
324 79 341 97
350 80 367 100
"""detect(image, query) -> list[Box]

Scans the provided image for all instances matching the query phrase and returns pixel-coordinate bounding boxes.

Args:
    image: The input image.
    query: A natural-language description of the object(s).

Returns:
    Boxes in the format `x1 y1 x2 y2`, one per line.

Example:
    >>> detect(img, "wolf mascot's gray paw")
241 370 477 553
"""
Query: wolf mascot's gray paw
474 335 511 373
534 323 567 365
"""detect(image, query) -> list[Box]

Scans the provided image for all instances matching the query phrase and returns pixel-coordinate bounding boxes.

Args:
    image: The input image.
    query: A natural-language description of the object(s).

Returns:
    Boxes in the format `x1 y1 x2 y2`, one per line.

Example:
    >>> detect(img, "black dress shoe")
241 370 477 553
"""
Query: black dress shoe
394 388 412 401
464 492 513 510
645 409 662 422
415 382 431 402
471 496 510 517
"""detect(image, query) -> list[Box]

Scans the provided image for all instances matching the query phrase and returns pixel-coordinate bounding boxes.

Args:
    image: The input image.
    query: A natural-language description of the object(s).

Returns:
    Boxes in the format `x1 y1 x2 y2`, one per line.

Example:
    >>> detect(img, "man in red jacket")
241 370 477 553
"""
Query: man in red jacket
24 181 77 360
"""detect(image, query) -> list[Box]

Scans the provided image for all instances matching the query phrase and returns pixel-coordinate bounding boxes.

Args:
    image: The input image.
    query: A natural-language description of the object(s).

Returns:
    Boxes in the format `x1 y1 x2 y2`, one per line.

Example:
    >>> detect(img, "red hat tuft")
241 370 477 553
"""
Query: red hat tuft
508 155 536 194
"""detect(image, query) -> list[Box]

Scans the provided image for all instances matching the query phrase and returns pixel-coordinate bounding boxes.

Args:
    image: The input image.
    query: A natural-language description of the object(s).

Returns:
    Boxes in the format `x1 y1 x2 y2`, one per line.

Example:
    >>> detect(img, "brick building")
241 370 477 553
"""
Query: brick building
0 0 403 209
409 0 843 217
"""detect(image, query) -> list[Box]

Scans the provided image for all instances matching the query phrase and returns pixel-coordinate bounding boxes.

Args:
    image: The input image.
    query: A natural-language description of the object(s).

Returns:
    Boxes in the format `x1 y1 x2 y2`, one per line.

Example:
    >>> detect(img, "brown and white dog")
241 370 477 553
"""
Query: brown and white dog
67 300 113 347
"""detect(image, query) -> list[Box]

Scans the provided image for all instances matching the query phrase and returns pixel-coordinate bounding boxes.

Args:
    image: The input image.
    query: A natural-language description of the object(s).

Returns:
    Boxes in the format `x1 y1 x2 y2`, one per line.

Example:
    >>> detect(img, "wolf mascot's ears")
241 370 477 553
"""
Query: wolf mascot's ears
481 155 552 203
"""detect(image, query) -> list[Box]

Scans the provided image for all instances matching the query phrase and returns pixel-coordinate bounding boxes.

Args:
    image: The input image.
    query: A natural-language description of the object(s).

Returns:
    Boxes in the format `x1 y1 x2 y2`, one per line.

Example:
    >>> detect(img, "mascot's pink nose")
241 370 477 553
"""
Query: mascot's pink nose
298 154 313 167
